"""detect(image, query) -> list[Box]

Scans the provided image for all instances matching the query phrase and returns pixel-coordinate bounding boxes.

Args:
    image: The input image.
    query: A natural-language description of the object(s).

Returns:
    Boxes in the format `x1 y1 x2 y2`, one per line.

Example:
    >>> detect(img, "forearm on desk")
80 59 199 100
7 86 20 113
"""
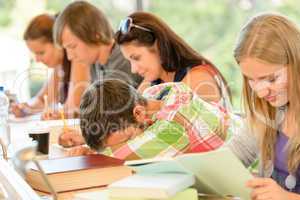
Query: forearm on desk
288 192 300 200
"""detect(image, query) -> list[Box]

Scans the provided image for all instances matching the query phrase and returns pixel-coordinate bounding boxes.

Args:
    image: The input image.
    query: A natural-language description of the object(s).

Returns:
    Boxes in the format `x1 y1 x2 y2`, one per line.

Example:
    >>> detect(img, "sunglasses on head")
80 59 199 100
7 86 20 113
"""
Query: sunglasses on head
118 17 152 34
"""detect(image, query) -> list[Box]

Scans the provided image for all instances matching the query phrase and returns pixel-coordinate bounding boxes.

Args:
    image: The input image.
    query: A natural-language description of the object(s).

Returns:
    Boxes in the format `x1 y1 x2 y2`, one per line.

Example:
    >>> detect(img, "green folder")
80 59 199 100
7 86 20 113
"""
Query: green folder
74 188 198 200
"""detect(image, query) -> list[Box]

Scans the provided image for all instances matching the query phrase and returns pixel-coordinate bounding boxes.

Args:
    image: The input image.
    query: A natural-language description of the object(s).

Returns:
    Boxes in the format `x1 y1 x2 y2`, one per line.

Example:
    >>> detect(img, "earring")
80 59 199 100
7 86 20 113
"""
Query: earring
285 174 297 191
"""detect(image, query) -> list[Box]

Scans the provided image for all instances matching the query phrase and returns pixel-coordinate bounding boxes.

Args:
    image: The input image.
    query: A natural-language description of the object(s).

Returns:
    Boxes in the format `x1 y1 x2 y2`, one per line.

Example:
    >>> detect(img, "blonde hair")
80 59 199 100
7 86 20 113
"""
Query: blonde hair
234 13 300 173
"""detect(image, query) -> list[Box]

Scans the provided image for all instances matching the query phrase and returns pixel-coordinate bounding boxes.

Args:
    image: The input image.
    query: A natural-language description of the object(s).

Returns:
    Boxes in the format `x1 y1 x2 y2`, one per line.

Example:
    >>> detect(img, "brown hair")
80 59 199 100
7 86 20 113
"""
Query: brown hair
24 14 55 42
115 12 230 98
80 79 147 150
234 13 300 173
54 1 113 46
24 14 70 103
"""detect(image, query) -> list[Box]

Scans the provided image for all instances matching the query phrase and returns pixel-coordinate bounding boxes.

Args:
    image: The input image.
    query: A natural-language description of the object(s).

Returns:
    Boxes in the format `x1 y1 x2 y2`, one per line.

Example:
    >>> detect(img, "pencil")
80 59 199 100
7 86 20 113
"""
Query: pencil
43 95 49 119
58 103 67 131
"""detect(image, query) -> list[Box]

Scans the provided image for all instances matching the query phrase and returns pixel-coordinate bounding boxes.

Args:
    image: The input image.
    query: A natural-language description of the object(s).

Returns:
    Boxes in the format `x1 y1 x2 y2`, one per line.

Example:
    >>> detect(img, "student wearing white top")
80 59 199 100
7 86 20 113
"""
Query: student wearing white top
11 14 90 119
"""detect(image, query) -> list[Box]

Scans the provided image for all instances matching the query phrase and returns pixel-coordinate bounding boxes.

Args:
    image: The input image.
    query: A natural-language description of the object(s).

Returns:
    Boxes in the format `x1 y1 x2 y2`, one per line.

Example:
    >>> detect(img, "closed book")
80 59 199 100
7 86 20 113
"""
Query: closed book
127 147 252 200
26 154 132 193
74 188 198 200
108 173 195 199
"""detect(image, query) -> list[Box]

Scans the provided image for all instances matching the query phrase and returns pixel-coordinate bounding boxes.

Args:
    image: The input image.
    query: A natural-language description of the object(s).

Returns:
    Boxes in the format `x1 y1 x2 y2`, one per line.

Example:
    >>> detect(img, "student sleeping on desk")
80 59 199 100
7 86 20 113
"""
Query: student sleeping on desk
58 80 234 160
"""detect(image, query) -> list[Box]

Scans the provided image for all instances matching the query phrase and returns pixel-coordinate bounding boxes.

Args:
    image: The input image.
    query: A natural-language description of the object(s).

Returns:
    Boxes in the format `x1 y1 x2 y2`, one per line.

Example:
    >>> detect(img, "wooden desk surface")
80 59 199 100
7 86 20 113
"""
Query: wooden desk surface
38 187 105 200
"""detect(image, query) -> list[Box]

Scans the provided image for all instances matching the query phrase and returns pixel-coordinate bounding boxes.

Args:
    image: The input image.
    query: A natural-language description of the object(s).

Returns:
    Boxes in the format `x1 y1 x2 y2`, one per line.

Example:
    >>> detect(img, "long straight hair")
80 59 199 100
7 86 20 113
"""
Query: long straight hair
234 13 300 173
24 14 70 103
115 11 231 99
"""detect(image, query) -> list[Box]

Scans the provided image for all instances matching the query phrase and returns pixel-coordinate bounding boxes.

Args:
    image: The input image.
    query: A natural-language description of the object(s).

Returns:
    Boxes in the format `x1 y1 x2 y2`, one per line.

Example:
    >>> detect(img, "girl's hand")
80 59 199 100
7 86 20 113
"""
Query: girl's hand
41 109 61 120
246 177 291 200
10 103 29 117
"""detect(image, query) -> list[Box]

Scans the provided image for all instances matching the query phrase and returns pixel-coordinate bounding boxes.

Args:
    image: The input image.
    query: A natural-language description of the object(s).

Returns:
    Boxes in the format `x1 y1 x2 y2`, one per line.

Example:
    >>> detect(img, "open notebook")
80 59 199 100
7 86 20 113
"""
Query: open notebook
126 147 253 200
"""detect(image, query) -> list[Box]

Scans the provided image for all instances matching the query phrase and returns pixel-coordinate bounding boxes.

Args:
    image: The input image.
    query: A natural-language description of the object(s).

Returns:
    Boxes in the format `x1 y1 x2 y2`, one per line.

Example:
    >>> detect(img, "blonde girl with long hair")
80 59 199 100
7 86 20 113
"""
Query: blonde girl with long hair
228 13 300 199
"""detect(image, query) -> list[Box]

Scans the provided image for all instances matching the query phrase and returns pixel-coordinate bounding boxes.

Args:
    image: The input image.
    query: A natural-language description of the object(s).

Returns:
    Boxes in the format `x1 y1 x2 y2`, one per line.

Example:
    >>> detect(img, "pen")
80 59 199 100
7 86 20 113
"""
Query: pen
43 95 49 120
58 103 67 131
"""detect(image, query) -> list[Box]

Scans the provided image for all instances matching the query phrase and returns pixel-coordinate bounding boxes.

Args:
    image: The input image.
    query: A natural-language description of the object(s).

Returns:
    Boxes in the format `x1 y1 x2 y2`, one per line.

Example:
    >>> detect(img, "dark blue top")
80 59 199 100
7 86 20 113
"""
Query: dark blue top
151 67 192 86
151 67 193 100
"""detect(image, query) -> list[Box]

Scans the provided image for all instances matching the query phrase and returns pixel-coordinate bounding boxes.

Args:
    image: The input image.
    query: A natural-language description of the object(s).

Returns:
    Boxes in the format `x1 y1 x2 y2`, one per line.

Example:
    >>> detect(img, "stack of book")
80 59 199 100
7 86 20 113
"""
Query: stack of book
74 148 252 200
108 173 196 199
120 147 253 200
74 188 198 200
26 154 132 193
28 148 253 200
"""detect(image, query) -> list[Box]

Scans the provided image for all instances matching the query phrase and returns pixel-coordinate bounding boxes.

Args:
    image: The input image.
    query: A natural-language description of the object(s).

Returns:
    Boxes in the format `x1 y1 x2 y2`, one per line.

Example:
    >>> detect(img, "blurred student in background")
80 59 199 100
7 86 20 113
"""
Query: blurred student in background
11 14 90 119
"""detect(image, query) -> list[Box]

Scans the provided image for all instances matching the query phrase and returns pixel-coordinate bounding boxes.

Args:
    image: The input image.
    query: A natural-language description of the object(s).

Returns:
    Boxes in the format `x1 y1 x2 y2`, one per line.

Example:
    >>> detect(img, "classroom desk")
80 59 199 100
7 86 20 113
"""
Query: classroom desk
8 116 83 199
7 116 234 200
9 117 80 158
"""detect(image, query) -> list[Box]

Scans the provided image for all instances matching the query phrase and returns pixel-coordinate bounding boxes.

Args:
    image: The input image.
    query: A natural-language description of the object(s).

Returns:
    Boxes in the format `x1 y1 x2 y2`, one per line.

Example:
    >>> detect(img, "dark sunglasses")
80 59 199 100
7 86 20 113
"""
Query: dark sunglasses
118 17 152 34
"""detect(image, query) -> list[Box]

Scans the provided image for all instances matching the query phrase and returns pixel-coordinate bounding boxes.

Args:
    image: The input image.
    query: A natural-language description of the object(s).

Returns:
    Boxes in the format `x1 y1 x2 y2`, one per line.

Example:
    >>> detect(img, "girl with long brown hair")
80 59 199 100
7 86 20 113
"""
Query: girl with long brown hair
11 14 90 119
115 12 232 109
